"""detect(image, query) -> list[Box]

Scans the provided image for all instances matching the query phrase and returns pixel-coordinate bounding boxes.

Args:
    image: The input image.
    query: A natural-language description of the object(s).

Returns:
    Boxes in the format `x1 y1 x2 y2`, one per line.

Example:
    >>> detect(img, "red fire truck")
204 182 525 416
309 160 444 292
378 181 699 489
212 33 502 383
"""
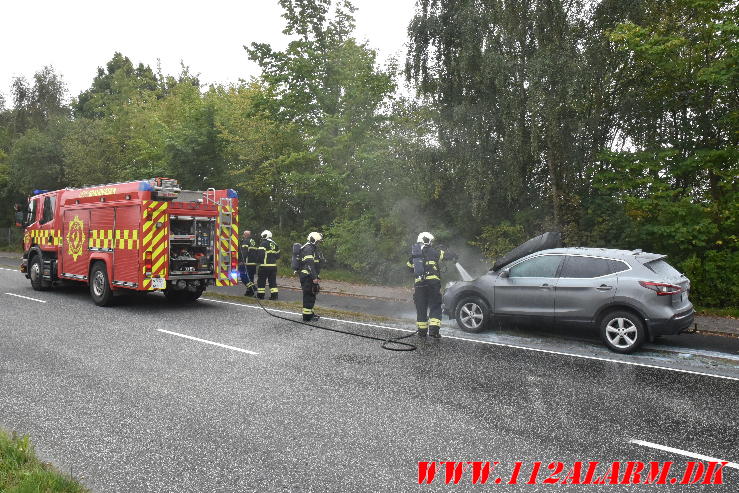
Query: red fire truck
17 178 239 306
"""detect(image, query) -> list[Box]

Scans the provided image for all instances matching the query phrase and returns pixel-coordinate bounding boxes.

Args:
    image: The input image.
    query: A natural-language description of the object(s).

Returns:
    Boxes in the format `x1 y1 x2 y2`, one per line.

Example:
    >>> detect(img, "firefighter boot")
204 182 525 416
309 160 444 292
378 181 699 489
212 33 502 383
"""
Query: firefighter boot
269 293 278 301
416 321 428 337
429 325 441 339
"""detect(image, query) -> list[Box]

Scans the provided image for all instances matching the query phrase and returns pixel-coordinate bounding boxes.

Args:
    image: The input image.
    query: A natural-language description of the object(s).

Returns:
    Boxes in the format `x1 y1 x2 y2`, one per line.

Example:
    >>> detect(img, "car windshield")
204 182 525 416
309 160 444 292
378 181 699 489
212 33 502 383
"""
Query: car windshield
644 259 682 278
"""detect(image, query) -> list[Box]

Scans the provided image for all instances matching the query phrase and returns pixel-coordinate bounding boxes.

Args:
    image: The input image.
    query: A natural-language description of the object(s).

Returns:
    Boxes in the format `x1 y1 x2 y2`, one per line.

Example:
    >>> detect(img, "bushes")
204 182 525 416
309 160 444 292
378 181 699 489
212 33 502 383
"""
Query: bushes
680 250 739 308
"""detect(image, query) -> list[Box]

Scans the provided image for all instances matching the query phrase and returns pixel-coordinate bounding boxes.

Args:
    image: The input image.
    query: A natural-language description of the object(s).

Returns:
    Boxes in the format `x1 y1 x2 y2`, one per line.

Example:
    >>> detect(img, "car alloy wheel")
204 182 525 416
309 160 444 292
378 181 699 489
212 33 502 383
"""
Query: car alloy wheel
460 302 484 330
605 317 638 349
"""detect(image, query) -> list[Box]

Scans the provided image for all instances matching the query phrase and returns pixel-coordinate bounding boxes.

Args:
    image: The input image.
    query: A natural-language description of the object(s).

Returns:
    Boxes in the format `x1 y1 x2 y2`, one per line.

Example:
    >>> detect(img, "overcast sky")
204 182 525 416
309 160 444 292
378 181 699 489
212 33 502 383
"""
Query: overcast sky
0 0 417 104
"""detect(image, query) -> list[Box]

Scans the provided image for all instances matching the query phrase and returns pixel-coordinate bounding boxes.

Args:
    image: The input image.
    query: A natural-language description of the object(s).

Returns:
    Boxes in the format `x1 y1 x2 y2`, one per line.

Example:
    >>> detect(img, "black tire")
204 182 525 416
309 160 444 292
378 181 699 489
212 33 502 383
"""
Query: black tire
600 310 646 354
28 255 50 291
89 261 114 306
454 296 491 333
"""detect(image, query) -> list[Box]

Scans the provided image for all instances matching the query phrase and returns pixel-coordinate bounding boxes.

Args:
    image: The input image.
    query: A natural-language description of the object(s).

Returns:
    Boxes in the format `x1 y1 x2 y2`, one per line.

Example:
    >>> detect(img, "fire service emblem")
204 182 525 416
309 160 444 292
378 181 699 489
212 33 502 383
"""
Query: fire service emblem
66 215 86 261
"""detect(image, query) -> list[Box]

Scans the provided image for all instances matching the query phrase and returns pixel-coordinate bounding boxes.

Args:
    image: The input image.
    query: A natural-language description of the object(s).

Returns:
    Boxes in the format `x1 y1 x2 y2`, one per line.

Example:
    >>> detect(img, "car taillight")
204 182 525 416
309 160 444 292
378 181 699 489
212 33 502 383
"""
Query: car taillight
231 252 238 271
145 251 152 275
639 281 682 296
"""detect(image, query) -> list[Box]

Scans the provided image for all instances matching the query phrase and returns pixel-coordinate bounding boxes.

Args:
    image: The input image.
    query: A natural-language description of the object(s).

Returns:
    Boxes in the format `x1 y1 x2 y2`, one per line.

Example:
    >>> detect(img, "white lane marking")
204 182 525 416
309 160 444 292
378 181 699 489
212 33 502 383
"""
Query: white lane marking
203 297 739 382
630 440 739 470
157 329 258 355
0 267 19 271
4 292 47 303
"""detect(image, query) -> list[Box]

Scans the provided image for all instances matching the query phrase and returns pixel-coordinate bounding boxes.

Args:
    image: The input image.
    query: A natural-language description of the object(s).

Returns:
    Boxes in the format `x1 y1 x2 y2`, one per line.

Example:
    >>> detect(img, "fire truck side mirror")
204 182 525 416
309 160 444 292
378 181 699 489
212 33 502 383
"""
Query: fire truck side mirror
14 205 25 227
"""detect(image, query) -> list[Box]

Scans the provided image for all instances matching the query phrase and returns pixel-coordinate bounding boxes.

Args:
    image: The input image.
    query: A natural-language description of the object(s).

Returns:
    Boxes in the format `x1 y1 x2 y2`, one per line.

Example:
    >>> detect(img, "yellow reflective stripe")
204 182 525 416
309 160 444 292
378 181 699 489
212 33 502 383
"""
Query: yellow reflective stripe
406 261 413 267
426 260 436 265
429 318 441 326
440 251 445 261
270 288 279 293
261 264 277 267
416 322 428 329
257 288 266 293
301 270 310 274
303 308 313 314
426 275 440 280
302 255 314 260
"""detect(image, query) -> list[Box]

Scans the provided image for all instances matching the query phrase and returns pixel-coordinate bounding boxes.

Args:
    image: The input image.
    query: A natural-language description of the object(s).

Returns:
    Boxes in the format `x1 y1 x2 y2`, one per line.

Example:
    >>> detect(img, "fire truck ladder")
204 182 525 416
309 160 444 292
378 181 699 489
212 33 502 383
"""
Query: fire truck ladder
215 197 236 286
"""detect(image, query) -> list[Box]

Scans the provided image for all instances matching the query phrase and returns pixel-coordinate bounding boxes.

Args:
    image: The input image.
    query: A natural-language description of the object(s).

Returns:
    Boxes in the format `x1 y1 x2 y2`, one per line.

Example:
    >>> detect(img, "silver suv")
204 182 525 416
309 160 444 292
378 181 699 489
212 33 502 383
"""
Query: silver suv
442 248 695 353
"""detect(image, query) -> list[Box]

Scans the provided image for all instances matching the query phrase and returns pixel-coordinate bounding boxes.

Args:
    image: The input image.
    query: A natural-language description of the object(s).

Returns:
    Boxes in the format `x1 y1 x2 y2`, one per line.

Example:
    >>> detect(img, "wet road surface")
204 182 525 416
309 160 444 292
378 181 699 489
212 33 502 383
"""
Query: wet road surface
1 267 738 491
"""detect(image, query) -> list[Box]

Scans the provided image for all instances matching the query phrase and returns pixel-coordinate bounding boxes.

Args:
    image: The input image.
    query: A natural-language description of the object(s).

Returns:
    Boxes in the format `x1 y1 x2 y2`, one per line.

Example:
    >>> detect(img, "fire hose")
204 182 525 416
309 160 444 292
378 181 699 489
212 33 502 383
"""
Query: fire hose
252 295 417 352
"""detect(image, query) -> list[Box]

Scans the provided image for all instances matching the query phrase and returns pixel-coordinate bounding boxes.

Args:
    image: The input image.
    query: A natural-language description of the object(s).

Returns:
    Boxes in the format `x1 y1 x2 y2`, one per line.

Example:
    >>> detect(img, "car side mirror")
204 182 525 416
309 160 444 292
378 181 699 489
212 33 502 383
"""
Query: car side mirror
499 268 510 278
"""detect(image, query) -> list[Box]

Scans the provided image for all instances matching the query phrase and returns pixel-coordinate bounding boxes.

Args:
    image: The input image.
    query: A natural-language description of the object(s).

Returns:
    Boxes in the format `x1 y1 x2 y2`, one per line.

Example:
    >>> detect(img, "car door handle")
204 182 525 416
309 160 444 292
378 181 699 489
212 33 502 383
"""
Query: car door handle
596 284 613 291
540 283 552 288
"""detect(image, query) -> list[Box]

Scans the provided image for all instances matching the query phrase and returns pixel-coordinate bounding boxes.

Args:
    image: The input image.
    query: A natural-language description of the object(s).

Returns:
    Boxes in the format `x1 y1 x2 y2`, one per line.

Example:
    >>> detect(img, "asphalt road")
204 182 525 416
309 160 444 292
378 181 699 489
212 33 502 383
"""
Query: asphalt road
1 267 738 492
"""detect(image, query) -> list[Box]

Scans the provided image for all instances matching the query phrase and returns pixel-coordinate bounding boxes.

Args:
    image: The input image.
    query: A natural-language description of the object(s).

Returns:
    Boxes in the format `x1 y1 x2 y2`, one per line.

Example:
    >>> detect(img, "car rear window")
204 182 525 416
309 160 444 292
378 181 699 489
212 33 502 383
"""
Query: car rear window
560 256 624 278
644 259 681 278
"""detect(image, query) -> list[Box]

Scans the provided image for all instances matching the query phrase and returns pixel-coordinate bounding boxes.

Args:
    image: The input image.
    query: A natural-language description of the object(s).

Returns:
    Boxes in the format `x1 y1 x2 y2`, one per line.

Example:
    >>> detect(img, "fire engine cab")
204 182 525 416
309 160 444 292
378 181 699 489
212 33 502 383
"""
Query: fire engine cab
17 178 239 306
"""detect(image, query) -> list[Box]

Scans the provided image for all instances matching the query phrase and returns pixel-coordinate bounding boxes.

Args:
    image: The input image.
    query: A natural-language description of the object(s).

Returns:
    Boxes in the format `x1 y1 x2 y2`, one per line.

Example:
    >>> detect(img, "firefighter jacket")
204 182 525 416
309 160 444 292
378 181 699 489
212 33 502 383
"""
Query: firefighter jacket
406 244 446 284
239 237 258 265
299 242 323 279
241 238 263 265
258 239 280 267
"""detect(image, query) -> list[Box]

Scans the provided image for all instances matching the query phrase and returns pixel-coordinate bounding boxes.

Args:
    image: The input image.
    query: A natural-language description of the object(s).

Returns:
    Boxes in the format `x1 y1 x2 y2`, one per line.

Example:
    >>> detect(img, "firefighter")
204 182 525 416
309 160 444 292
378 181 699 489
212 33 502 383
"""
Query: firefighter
256 230 280 300
239 230 258 296
297 232 324 321
407 232 456 338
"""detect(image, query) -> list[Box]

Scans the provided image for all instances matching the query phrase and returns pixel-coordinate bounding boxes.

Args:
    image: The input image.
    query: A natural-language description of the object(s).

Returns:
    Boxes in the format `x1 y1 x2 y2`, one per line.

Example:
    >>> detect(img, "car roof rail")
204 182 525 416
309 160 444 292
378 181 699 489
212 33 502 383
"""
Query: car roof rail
631 249 643 255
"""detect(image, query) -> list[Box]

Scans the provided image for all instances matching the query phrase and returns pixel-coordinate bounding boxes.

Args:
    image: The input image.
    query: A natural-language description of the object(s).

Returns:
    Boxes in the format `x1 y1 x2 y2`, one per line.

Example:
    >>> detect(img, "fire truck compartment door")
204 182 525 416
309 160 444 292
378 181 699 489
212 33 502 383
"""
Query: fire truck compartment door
61 209 91 279
112 205 140 288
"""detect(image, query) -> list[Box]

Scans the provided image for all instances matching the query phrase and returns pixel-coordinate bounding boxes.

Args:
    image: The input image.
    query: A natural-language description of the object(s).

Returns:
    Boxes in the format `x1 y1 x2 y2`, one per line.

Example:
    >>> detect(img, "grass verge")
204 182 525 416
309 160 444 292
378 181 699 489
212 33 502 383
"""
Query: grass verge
202 291 404 326
695 306 739 319
0 429 88 493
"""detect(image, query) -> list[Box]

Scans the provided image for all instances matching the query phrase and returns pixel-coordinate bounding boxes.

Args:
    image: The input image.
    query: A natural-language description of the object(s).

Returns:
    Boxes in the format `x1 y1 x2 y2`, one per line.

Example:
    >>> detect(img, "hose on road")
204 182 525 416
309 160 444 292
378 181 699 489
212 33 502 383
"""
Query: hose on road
253 297 417 352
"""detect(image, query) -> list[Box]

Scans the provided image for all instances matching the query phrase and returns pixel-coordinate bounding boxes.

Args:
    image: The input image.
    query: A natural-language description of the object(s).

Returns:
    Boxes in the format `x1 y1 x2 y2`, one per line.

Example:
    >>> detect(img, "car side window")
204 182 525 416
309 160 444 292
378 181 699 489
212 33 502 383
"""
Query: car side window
561 256 620 278
40 196 55 225
508 255 562 278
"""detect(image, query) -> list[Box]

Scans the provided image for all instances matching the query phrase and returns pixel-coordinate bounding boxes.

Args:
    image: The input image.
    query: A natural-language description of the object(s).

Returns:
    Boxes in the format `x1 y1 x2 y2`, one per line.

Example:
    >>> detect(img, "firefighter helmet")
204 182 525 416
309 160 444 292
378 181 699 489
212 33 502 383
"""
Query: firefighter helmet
307 232 323 244
417 232 434 245
261 230 272 239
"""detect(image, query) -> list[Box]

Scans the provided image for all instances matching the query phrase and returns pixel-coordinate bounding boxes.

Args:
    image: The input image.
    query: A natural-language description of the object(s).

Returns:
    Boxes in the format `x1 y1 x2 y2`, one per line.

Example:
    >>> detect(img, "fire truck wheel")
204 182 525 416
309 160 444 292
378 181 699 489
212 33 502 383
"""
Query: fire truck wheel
90 261 114 306
29 255 50 291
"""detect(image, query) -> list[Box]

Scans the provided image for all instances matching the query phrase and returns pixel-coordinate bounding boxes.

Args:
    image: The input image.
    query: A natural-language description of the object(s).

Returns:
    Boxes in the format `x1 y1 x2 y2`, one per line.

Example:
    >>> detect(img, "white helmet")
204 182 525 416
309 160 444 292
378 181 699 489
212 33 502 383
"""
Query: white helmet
261 230 272 239
308 231 323 243
417 232 434 245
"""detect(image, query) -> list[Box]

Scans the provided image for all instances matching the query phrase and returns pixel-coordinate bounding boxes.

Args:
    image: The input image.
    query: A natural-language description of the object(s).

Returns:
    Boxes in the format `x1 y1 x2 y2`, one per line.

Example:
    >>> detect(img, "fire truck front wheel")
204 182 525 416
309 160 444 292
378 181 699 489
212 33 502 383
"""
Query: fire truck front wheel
89 261 114 306
29 255 50 291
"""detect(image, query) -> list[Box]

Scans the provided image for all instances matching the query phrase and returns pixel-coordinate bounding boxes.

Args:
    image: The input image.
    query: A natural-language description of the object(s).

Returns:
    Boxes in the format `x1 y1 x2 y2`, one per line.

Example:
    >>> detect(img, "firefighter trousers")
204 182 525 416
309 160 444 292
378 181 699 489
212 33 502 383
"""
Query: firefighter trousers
257 266 278 299
413 280 442 334
299 273 317 321
243 264 257 295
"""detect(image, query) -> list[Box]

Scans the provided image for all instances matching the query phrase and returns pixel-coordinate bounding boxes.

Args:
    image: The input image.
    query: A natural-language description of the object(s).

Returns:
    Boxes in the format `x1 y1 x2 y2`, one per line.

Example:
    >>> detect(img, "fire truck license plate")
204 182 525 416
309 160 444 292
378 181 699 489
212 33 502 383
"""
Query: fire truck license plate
152 278 166 289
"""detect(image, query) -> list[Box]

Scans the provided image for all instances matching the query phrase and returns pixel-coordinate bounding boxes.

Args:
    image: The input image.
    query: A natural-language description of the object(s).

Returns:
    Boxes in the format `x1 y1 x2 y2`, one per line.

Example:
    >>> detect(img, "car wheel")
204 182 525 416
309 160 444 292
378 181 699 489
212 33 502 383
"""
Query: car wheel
454 296 490 333
600 310 645 354
28 255 49 291
89 261 114 306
